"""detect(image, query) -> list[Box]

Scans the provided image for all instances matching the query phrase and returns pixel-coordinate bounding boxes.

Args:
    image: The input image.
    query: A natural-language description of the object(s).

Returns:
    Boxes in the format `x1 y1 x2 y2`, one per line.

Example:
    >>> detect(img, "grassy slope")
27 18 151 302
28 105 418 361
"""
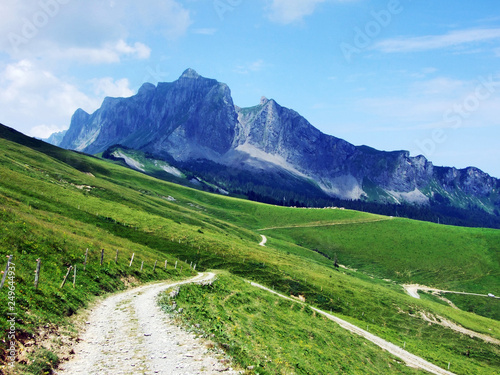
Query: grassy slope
161 273 421 375
0 126 499 374
262 219 500 293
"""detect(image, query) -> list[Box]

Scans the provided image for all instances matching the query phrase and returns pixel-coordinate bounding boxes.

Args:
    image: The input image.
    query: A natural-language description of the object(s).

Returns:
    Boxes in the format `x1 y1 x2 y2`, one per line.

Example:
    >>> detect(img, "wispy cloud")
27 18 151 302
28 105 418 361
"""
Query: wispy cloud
192 28 217 36
266 0 326 24
90 77 135 98
357 75 500 130
373 28 500 53
0 60 134 137
47 40 151 64
0 0 190 59
234 59 266 74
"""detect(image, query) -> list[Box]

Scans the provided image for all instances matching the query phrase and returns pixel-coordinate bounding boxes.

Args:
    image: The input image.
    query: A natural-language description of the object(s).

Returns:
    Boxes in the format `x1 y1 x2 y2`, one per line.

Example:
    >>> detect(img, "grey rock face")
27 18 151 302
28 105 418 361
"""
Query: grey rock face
60 69 500 211
43 129 67 146
60 69 237 159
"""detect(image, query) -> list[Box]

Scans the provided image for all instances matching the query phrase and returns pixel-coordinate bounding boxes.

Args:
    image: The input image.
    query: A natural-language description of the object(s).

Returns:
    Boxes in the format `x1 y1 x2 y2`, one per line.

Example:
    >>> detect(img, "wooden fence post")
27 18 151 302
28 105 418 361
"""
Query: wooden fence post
153 260 157 272
140 261 144 271
193 264 196 271
175 261 178 269
115 249 119 264
83 248 88 271
60 266 73 289
73 265 77 288
0 255 13 289
34 258 41 289
164 260 168 269
129 253 134 267
100 249 104 266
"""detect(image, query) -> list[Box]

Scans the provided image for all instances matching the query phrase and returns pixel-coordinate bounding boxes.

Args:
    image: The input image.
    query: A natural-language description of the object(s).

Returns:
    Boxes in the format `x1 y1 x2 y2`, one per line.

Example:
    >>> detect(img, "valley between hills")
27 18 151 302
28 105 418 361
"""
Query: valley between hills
0 124 499 374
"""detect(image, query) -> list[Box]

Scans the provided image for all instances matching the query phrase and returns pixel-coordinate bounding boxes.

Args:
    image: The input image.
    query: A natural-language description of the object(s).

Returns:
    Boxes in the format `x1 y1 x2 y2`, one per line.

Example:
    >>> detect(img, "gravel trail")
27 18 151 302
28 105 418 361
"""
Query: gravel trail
403 284 499 300
56 273 240 375
249 281 456 375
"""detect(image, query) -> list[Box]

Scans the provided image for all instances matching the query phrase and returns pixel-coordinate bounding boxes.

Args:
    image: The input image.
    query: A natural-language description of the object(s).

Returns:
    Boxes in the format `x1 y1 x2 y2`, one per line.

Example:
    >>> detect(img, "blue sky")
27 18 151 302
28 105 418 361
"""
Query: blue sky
1 0 500 177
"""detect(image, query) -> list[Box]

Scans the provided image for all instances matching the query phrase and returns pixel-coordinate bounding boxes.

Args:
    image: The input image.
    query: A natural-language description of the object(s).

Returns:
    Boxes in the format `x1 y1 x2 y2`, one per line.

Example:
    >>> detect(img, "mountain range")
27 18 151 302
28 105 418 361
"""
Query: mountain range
49 68 500 226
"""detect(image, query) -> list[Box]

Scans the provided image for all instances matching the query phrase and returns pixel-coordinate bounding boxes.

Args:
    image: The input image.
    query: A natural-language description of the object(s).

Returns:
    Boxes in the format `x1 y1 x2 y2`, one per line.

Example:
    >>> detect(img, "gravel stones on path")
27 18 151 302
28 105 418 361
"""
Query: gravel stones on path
56 273 240 375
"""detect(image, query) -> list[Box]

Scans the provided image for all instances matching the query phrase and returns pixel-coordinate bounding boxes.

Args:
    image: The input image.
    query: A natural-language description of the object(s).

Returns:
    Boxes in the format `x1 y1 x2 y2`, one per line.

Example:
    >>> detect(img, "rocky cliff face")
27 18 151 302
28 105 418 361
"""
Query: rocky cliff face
61 69 237 160
59 69 500 214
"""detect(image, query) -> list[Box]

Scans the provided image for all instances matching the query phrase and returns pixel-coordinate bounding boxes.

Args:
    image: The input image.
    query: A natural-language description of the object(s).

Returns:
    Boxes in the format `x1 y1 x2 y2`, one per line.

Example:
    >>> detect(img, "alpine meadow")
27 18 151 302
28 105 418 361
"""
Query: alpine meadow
0 124 498 374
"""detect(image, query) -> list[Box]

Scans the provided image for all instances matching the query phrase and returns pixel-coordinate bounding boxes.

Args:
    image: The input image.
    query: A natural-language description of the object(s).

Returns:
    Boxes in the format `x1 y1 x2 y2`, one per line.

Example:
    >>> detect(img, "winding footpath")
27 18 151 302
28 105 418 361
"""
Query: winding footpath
56 270 494 375
249 281 456 375
403 284 499 300
257 217 392 231
56 273 240 375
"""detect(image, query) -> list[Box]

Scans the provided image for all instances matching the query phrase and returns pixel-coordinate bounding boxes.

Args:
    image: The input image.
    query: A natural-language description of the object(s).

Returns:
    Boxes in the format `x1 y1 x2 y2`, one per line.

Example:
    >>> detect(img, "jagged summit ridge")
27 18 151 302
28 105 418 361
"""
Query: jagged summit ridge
56 70 500 215
181 68 201 79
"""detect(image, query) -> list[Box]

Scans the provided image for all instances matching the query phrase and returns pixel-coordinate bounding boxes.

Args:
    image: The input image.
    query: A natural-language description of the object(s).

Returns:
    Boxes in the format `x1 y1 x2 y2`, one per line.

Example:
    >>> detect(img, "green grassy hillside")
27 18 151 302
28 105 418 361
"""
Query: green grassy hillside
262 218 500 293
0 125 499 374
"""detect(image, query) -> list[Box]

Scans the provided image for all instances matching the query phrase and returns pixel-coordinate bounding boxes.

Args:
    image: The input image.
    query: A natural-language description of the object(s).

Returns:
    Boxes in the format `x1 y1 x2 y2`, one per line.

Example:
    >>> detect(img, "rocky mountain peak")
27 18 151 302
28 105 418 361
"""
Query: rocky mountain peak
137 82 156 96
56 69 500 221
180 68 201 79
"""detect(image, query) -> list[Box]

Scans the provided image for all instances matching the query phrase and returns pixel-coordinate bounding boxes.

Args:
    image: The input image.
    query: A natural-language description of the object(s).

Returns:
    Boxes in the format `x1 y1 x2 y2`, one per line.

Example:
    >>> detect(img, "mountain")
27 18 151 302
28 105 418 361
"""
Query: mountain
58 69 500 225
43 129 67 146
1 122 499 374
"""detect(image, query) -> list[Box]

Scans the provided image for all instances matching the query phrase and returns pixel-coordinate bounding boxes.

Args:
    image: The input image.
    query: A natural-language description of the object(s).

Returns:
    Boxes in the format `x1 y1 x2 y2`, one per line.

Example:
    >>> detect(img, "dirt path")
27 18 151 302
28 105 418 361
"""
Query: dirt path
403 284 499 300
258 235 267 246
257 217 392 231
403 285 460 309
402 284 500 345
56 273 240 375
248 281 456 375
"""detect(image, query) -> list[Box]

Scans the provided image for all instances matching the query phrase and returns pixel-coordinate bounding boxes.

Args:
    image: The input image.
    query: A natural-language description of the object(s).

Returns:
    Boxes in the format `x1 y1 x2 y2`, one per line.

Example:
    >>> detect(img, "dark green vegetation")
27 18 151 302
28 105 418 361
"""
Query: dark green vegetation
0 124 499 374
444 294 500 322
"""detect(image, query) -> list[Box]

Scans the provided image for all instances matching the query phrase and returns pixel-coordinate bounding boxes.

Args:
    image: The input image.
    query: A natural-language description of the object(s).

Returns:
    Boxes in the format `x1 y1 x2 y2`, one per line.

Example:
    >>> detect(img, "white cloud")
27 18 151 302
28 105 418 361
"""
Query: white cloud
30 124 66 139
358 75 500 130
0 0 190 59
266 0 326 24
91 77 135 98
0 60 134 138
265 0 356 24
373 28 500 53
234 59 265 74
409 67 438 79
130 0 192 40
45 40 151 64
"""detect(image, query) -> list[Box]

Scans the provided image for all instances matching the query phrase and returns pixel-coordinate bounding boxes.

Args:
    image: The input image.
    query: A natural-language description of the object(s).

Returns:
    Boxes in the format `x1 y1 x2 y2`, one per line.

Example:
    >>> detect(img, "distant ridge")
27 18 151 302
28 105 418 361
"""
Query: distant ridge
46 69 500 226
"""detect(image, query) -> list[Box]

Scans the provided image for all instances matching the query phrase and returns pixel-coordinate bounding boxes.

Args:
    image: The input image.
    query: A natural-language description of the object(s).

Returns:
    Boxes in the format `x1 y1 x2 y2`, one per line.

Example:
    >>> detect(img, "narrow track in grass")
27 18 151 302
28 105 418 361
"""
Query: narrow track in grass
248 280 456 375
403 284 500 300
256 217 393 231
56 273 241 375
